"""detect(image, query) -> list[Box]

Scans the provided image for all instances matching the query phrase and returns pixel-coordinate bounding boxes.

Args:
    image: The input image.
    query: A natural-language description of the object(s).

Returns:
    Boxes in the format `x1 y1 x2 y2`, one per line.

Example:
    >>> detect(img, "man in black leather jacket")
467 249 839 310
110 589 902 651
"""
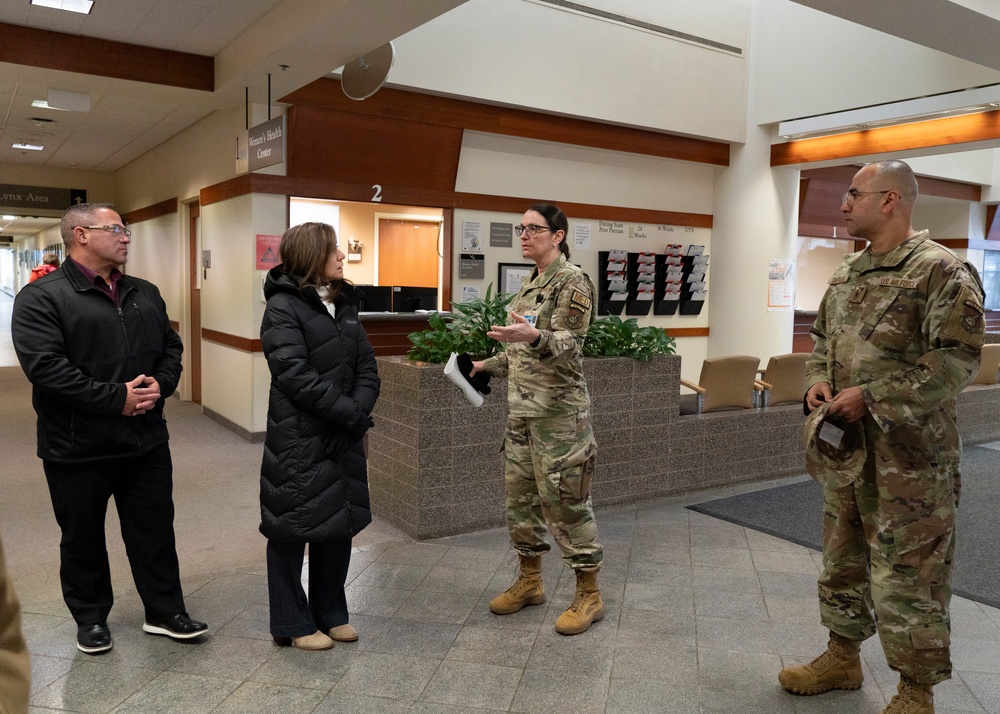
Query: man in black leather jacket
11 202 208 654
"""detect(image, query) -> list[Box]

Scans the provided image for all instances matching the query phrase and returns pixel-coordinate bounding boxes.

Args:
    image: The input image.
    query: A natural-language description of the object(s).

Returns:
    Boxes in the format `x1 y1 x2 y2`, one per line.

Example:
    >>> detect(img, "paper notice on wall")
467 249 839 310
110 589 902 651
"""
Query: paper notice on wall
574 223 592 251
768 258 795 311
463 221 482 252
461 285 481 303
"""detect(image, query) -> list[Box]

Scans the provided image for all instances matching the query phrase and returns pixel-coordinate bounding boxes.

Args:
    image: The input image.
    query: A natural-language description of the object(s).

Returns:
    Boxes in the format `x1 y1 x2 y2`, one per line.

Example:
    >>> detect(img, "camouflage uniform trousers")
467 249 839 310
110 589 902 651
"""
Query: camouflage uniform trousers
502 410 602 572
819 444 959 684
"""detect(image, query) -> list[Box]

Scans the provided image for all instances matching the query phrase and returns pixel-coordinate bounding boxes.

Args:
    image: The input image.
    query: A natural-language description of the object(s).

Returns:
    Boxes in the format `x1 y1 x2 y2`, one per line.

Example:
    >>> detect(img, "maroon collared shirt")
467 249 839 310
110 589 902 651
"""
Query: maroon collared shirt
68 257 124 307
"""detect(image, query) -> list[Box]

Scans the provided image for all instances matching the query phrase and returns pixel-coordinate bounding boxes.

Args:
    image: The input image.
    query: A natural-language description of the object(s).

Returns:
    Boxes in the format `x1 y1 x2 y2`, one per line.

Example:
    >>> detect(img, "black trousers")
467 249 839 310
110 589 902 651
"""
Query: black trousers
266 538 352 639
42 442 186 626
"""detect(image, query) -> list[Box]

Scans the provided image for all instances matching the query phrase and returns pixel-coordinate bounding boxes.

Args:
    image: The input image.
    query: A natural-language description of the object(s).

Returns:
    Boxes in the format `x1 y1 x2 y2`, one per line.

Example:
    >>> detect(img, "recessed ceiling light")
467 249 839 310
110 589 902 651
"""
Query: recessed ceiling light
2 215 17 221
31 0 94 14
12 143 45 151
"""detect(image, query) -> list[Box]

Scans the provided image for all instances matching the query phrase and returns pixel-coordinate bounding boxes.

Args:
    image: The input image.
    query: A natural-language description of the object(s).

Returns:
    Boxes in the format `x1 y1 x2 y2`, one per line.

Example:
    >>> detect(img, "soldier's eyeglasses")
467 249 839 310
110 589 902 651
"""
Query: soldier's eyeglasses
841 189 890 206
514 224 552 237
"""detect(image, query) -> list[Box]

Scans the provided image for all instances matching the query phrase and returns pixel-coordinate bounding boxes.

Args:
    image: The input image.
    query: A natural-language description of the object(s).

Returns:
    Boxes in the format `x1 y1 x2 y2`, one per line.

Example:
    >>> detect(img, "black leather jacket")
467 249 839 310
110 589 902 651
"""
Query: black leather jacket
11 258 182 463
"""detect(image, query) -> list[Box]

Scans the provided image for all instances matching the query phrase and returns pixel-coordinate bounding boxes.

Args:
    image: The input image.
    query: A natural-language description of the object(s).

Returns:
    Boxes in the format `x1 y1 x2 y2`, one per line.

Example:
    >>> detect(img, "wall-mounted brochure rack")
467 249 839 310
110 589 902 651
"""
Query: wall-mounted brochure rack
598 244 707 317
597 250 628 315
680 244 708 315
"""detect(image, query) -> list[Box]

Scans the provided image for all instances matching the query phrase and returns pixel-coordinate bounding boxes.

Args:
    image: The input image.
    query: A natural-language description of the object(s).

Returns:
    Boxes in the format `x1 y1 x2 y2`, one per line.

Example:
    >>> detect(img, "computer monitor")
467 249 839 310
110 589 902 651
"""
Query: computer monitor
393 285 438 312
356 285 393 312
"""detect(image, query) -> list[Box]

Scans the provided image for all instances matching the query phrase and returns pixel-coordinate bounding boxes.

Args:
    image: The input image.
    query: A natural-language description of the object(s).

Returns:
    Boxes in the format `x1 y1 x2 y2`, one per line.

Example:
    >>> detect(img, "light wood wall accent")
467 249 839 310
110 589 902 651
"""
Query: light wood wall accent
0 22 213 91
121 197 178 225
282 78 730 166
200 175 712 229
772 110 1000 167
202 328 261 353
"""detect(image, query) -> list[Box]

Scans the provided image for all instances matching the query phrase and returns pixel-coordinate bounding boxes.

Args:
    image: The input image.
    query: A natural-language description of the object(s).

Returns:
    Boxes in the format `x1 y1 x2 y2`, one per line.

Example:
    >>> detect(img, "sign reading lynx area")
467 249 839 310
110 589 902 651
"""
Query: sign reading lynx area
0 184 87 211
248 116 285 171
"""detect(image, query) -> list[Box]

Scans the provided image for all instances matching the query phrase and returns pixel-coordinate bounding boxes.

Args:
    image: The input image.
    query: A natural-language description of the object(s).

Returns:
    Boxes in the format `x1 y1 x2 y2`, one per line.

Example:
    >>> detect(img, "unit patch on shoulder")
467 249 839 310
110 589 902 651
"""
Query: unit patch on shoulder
961 300 984 333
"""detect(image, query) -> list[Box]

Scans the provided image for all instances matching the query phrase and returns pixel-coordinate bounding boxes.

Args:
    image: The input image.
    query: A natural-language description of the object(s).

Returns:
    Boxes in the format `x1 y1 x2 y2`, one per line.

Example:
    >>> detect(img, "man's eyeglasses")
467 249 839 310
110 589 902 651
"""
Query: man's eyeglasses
842 189 890 206
80 224 132 238
514 224 553 237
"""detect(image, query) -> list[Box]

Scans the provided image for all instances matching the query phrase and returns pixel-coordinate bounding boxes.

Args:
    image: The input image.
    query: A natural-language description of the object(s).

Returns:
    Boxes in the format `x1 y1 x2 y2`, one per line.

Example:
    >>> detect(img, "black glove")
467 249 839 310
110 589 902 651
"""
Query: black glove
348 413 374 442
457 353 491 395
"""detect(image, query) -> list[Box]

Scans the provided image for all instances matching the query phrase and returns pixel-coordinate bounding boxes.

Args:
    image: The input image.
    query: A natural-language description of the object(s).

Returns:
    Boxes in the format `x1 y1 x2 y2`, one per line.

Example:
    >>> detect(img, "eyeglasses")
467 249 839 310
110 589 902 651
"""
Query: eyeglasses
514 224 553 237
80 224 131 238
842 189 890 205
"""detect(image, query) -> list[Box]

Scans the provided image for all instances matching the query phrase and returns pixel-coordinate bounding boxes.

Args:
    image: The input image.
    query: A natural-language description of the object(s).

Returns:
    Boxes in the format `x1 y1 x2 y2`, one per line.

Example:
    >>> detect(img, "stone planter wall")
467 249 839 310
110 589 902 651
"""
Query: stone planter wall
368 354 1000 540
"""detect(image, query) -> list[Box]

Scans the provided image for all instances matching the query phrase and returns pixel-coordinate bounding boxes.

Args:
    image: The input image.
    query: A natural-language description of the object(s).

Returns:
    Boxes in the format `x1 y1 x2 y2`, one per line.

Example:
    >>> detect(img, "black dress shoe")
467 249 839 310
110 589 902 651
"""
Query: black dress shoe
142 613 208 640
77 623 113 654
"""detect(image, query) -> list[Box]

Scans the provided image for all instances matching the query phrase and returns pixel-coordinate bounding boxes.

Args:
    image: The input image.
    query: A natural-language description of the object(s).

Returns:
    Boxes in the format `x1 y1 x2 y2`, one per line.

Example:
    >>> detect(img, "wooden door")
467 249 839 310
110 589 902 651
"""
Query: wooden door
377 219 439 288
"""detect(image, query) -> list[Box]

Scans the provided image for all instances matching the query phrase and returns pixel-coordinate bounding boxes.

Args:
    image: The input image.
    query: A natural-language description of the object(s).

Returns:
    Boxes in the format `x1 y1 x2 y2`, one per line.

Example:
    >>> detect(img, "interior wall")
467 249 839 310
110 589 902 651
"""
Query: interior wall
393 0 750 142
126 212 183 321
751 0 1000 126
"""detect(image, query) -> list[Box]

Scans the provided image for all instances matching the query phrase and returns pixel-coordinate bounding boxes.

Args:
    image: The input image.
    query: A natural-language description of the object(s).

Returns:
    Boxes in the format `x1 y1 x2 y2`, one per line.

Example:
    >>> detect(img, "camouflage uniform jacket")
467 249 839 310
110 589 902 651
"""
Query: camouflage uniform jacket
481 254 596 417
805 230 985 465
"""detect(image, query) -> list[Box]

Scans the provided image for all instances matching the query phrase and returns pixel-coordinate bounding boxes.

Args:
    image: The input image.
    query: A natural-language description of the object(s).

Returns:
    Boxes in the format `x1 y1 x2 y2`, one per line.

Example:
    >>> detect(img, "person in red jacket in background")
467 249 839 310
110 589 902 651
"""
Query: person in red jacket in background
29 251 60 282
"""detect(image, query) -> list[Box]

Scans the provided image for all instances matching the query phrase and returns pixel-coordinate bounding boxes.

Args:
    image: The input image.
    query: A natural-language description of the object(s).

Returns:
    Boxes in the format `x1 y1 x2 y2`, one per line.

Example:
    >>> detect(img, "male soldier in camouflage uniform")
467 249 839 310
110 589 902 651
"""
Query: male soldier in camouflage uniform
778 160 985 714
472 203 603 635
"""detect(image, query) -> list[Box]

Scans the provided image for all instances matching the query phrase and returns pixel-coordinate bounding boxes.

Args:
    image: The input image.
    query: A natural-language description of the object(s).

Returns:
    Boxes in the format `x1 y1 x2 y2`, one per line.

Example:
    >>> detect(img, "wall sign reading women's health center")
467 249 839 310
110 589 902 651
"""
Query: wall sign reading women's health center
767 258 795 311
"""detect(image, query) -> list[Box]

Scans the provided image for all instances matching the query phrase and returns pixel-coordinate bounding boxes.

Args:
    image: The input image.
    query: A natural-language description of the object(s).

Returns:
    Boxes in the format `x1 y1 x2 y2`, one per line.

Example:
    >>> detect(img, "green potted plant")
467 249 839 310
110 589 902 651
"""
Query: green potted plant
406 286 675 363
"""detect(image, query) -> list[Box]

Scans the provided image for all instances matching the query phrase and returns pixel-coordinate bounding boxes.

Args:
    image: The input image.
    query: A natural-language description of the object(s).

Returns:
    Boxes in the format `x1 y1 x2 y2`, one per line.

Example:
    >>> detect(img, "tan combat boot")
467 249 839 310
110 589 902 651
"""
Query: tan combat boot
489 555 546 614
881 676 934 714
778 631 863 695
554 569 604 635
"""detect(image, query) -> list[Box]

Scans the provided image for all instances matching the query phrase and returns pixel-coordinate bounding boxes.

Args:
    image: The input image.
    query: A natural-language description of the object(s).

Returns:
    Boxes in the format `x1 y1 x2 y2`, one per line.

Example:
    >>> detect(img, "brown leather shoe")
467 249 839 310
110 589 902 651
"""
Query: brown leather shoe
779 632 863 695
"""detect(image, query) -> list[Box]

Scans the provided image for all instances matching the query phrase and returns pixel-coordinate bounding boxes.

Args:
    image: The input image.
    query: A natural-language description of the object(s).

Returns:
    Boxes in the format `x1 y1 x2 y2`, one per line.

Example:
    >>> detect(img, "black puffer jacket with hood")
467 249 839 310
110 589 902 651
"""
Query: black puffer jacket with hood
259 266 380 542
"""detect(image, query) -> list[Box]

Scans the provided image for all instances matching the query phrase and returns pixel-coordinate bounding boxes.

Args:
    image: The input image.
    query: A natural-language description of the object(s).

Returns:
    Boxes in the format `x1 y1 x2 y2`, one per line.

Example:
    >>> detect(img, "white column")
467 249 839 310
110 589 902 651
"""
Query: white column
710 122 799 362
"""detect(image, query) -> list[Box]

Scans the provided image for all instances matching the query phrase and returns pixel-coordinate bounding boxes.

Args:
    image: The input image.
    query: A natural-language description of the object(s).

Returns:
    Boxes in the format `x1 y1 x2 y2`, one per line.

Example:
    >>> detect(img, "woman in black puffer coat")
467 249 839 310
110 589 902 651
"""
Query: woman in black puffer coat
259 222 380 651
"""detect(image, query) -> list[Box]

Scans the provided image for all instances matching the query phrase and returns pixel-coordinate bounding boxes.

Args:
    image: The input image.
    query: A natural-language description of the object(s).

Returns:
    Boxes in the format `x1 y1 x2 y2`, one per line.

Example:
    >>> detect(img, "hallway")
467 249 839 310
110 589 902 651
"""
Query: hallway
1 293 998 712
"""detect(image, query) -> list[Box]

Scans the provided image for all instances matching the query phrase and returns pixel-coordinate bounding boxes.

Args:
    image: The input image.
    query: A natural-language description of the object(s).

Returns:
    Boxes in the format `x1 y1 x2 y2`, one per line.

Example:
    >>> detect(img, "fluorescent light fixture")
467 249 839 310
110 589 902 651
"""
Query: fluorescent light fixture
31 100 71 111
31 0 94 14
778 84 1000 140
2 216 17 221
12 143 45 151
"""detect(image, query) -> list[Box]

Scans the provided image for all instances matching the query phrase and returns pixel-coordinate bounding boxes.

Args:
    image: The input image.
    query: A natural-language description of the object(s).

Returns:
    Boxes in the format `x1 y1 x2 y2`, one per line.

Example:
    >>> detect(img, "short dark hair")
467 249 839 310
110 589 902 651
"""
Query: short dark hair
529 203 570 259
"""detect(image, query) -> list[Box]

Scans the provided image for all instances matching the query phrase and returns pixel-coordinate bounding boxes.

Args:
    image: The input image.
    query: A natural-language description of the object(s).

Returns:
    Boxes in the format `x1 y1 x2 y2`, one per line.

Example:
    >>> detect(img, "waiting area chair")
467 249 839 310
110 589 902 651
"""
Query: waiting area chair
680 355 760 415
754 352 809 408
969 343 1000 385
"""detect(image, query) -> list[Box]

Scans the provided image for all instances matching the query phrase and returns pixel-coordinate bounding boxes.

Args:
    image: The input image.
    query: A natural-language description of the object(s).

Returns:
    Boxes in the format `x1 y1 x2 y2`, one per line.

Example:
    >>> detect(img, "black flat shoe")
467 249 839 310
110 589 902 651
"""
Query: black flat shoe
77 623 113 654
142 613 208 640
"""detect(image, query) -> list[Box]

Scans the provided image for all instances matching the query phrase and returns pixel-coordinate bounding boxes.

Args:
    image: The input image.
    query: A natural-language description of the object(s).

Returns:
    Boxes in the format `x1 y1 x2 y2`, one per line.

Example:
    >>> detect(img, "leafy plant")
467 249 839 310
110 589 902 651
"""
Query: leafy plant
406 283 515 363
583 314 676 362
407 287 676 364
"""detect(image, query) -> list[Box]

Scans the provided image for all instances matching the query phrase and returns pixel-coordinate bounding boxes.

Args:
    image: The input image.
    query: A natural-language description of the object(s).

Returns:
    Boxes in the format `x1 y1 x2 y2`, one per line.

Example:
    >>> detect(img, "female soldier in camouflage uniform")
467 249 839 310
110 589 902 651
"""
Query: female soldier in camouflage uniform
472 203 603 635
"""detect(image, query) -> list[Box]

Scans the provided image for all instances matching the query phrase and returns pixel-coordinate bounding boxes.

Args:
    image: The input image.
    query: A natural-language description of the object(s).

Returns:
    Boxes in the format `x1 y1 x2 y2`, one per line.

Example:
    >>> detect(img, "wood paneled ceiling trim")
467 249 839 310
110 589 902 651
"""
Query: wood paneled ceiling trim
282 78 729 167
199 174 712 229
121 197 178 225
771 110 1000 167
0 22 213 91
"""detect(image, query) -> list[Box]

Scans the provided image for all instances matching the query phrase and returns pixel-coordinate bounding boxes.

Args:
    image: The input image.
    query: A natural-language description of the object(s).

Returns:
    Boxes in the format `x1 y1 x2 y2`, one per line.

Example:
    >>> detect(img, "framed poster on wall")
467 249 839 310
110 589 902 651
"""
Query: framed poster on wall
498 263 533 296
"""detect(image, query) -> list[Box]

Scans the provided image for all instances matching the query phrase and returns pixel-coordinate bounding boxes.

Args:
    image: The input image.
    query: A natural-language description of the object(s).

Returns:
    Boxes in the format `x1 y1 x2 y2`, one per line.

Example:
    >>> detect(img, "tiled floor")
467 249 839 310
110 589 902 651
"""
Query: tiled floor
17 482 1000 714
5 288 1000 713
